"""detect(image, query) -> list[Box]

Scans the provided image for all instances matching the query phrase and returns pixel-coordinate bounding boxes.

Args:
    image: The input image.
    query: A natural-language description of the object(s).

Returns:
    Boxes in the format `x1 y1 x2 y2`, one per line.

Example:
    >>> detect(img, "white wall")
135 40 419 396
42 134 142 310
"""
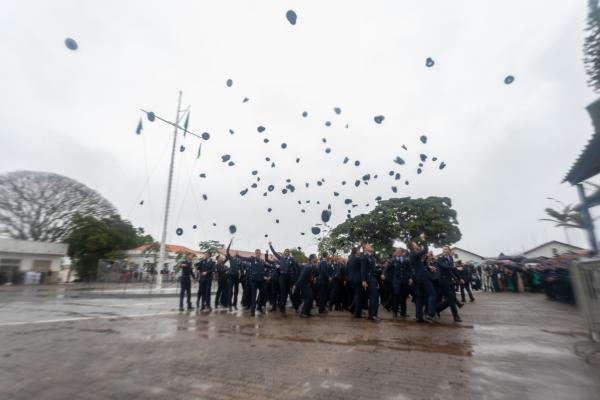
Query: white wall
523 242 582 259
452 249 484 263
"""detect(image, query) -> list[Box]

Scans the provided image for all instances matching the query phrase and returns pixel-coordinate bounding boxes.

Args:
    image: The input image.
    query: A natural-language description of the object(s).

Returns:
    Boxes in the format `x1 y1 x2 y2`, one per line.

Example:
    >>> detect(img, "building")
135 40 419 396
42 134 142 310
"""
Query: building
521 240 585 259
0 238 68 284
124 244 276 272
125 243 204 271
450 247 486 264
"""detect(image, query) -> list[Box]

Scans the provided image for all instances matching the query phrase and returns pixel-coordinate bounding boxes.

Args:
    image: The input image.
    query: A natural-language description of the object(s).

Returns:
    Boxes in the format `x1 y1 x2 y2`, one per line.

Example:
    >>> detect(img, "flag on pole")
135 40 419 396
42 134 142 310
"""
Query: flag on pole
197 143 202 159
136 118 143 135
183 111 190 137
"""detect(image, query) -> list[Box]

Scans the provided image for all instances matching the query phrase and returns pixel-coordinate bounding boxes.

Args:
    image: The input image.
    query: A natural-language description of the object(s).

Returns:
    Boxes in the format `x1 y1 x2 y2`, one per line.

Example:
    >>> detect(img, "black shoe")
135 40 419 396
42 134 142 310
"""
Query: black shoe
457 302 464 309
423 315 435 323
179 307 184 312
299 314 310 318
368 316 381 322
187 306 194 311
234 305 238 310
454 316 463 322
250 311 255 317
470 299 475 303
228 307 233 312
258 307 265 314
416 318 425 323
200 306 205 311
400 313 409 318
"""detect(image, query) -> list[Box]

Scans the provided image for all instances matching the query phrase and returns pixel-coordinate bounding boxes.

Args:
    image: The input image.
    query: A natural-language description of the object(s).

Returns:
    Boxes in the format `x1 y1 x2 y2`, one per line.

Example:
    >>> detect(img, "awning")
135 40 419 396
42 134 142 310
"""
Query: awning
564 98 600 184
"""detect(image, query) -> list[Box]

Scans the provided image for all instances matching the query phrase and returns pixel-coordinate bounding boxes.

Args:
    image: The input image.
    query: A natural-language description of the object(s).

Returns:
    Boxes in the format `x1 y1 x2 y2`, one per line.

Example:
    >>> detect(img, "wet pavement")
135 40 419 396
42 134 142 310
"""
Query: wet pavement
0 287 598 400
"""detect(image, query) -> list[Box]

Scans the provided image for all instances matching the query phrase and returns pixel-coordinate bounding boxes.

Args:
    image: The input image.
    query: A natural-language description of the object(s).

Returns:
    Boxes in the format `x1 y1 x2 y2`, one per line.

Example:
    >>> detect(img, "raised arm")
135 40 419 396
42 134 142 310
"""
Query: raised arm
268 242 282 261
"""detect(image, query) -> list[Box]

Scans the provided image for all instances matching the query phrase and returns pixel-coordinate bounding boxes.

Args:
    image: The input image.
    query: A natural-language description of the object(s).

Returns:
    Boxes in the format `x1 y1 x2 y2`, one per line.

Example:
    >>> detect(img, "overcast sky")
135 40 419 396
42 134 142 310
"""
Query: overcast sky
1 0 598 256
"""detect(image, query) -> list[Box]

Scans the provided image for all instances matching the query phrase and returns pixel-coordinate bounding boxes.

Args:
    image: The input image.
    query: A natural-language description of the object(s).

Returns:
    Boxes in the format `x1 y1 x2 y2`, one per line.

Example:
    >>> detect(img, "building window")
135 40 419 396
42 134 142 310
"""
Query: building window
0 258 21 284
32 260 51 272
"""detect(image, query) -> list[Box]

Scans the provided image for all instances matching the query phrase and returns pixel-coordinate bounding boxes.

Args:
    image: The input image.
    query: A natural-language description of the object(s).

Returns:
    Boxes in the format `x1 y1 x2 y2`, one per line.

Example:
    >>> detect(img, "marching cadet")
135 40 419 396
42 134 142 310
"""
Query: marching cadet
177 253 196 311
347 247 363 318
387 248 413 319
269 242 299 314
329 256 347 311
295 254 319 318
316 252 332 314
195 252 215 311
409 233 437 323
436 246 463 322
236 249 274 317
360 244 380 321
225 241 241 310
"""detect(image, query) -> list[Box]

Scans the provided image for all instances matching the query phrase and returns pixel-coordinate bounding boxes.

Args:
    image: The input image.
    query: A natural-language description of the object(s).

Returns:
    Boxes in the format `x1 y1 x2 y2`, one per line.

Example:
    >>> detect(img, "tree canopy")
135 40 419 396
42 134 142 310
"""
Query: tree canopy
0 171 117 242
66 214 154 280
318 196 461 255
198 240 225 254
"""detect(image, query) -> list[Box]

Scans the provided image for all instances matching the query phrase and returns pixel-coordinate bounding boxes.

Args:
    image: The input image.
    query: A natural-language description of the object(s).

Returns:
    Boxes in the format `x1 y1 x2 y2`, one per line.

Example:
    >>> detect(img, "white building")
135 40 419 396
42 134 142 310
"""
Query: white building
450 247 486 264
0 238 68 284
521 240 585 259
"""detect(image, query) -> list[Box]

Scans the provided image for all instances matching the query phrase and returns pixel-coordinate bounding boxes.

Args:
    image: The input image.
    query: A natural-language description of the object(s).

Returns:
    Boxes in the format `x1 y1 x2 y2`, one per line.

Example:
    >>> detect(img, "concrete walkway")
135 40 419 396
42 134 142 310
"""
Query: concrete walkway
0 289 598 399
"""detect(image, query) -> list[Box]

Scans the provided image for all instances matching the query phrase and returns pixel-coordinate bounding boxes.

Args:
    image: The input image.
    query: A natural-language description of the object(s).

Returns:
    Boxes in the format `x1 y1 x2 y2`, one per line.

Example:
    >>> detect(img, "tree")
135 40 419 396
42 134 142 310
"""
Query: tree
0 171 117 242
318 196 462 254
540 198 587 244
290 249 308 263
584 0 600 92
65 214 154 280
198 240 225 254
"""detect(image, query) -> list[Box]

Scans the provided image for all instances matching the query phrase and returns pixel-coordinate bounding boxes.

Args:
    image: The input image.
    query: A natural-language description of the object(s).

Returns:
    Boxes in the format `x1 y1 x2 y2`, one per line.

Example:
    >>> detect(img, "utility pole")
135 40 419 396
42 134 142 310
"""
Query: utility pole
156 91 183 289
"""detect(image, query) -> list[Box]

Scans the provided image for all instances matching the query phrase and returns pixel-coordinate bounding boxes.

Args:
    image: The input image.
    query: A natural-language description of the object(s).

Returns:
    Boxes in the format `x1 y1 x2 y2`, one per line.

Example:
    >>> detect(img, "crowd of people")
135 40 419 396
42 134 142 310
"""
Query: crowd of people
176 233 476 323
480 253 579 304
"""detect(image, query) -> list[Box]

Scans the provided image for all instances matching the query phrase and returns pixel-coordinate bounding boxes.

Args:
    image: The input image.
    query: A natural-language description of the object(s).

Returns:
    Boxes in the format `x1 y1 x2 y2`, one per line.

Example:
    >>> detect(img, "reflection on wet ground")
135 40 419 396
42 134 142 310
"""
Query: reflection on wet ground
0 288 598 399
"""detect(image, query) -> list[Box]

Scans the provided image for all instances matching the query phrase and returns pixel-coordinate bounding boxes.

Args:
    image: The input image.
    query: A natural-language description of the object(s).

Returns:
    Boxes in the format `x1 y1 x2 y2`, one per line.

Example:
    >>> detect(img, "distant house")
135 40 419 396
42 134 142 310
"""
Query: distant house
124 244 275 272
521 240 585 259
125 243 204 271
450 247 485 264
0 238 68 284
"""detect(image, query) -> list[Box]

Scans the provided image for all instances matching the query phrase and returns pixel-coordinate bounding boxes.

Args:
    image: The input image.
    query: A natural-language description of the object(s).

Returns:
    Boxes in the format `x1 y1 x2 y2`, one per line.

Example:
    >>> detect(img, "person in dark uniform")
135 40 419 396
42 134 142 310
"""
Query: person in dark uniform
295 254 319 318
387 248 413 319
196 252 215 311
178 253 196 311
409 233 436 323
236 249 273 317
435 246 462 322
329 256 347 311
225 241 241 310
268 242 299 314
316 252 331 314
214 255 228 309
361 244 380 321
457 261 475 303
347 247 363 318
260 251 278 312
240 258 250 309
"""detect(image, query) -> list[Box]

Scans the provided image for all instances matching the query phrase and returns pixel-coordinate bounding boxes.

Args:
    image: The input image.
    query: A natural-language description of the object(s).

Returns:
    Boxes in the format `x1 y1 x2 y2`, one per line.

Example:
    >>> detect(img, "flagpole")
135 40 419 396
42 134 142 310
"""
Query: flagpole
156 91 183 289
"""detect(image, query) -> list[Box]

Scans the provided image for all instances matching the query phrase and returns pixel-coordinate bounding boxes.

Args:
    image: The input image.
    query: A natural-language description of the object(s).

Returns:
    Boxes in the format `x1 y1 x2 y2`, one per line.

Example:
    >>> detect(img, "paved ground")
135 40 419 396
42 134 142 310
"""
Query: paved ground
0 286 598 400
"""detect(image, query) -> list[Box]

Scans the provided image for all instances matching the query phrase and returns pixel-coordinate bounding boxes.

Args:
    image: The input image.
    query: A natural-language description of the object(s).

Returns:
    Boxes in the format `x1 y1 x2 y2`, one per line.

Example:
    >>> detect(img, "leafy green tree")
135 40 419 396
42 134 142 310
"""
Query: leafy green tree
290 249 308 263
66 214 154 280
539 198 589 244
319 196 461 253
198 240 225 254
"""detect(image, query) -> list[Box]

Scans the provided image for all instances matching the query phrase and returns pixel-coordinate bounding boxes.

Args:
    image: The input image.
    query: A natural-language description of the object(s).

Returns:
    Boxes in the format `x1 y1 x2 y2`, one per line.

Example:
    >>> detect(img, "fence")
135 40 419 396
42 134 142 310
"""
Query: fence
571 258 600 342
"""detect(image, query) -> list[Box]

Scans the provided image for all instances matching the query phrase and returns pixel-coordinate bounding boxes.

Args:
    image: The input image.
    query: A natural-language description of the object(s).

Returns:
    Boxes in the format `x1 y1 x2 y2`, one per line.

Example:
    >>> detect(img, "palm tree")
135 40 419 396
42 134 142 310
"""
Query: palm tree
540 198 585 244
